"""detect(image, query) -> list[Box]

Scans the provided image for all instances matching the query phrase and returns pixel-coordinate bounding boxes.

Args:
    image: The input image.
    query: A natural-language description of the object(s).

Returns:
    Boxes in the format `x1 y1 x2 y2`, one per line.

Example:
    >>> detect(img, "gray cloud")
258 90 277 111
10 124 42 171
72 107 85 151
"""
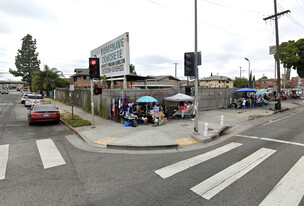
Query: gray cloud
133 54 180 76
0 0 56 21
0 19 12 34
134 54 176 66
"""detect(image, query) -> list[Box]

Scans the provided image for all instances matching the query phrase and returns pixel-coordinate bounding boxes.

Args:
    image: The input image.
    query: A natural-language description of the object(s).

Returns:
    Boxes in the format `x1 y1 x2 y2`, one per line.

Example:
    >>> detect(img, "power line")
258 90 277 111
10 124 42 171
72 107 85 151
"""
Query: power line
199 0 263 14
296 0 304 12
146 0 266 47
277 1 304 30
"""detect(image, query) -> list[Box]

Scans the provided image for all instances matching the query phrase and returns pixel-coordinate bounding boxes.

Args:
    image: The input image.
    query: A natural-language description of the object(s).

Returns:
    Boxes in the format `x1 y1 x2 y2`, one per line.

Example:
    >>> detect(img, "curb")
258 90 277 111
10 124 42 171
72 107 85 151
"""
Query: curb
190 126 230 143
106 144 178 150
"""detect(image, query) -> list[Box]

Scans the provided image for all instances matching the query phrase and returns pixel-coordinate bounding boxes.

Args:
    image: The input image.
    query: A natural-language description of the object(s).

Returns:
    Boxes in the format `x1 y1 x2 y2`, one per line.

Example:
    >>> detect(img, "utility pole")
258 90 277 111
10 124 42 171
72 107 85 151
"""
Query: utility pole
240 66 242 79
194 0 199 133
174 63 178 78
263 1 290 110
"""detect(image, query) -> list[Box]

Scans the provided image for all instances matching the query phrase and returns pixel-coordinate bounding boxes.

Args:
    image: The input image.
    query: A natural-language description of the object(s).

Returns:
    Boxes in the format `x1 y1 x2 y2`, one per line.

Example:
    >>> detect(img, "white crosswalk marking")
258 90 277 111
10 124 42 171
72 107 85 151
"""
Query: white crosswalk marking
0 144 9 180
259 156 304 206
155 142 242 179
36 139 66 169
191 148 276 200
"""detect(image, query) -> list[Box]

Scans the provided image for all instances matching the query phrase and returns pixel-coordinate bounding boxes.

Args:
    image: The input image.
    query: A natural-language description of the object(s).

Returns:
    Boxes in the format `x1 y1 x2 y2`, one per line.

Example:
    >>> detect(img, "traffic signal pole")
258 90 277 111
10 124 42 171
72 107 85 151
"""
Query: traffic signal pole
91 78 95 128
194 0 199 133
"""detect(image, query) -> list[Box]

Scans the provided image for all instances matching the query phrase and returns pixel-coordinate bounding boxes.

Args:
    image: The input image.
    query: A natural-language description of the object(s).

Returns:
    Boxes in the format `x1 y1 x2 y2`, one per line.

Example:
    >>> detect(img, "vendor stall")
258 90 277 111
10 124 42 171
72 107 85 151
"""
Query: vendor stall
164 93 195 118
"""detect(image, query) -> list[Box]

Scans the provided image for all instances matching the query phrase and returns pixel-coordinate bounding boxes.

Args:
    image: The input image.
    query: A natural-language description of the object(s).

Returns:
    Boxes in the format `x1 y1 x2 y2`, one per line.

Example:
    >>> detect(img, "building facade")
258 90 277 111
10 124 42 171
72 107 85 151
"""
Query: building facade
199 76 233 88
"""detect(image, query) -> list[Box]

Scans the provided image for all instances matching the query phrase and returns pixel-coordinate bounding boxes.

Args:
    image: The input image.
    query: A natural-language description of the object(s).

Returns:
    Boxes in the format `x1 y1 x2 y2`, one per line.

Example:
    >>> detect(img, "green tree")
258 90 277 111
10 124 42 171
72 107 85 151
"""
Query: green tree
32 65 69 96
279 38 304 77
233 77 248 88
9 34 40 90
258 76 268 80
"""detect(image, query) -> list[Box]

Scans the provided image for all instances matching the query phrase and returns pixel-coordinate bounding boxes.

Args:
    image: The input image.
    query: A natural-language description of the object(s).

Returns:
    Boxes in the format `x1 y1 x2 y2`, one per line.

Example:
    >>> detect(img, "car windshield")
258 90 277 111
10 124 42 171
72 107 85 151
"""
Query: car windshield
33 105 57 111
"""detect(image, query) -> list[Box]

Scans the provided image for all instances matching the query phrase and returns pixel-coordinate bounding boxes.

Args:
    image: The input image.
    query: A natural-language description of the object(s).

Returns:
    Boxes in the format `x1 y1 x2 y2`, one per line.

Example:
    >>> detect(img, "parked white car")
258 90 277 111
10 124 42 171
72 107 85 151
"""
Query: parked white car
21 92 33 104
24 94 43 107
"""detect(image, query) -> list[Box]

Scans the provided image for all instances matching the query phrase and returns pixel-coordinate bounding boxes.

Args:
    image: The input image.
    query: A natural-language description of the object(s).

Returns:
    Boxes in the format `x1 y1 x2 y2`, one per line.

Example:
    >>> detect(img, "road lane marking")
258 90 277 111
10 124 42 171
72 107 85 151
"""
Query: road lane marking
259 156 304 206
236 134 304 147
155 142 242 179
0 144 9 180
36 139 66 169
191 148 276 200
0 103 13 106
262 110 303 126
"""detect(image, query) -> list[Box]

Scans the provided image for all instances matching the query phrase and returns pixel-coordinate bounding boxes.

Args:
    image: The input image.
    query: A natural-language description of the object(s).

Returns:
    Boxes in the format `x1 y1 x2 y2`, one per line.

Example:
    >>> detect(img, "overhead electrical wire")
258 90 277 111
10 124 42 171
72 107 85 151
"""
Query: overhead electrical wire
145 0 266 47
277 1 304 30
199 0 263 14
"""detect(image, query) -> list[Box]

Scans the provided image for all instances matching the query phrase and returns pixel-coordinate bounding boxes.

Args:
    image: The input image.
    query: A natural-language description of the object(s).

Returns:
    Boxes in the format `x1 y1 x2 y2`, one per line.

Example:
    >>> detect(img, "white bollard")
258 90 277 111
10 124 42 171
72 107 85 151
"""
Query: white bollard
220 115 224 127
204 123 208 137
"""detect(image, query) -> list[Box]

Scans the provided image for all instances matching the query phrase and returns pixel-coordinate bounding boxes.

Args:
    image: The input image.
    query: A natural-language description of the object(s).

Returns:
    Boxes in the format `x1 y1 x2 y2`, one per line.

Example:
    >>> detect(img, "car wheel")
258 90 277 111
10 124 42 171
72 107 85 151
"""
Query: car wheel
29 121 33 126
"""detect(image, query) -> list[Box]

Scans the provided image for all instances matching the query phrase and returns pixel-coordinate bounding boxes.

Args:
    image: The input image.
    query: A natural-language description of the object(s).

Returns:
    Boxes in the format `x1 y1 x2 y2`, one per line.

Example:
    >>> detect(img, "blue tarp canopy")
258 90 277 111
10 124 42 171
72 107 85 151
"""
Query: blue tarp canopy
136 96 158 103
234 88 257 92
256 89 267 95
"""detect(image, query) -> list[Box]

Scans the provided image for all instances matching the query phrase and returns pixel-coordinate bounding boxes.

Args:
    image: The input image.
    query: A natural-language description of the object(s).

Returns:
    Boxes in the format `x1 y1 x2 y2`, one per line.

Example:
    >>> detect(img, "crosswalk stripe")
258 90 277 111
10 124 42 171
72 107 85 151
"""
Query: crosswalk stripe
36 139 66 169
259 156 304 206
0 144 9 180
191 148 276 200
155 142 242 179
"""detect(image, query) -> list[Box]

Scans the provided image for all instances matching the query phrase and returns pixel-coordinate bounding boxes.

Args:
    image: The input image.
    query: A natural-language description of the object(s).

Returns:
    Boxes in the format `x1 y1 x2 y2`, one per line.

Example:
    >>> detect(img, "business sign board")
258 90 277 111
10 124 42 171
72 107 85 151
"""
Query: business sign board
91 32 130 78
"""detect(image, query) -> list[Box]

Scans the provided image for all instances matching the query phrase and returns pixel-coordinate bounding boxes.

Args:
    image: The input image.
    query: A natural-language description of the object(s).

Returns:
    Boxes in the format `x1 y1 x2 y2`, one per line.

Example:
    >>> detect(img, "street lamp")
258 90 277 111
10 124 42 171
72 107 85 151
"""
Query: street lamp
245 58 250 88
239 66 246 79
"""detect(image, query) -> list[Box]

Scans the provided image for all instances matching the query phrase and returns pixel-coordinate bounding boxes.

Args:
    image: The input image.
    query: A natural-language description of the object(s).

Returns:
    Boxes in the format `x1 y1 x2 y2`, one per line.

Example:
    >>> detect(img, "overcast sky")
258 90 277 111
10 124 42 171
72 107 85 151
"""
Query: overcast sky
0 0 303 81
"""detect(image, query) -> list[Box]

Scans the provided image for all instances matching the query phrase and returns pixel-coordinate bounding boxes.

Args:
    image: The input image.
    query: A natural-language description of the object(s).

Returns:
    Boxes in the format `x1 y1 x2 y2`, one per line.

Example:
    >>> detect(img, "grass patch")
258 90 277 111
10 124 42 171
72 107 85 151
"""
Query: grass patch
61 112 92 127
43 100 52 104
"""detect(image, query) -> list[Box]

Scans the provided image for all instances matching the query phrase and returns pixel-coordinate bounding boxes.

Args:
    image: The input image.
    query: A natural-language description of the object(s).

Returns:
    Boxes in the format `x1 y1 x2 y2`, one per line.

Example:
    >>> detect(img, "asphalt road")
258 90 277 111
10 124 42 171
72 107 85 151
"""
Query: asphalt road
1 91 304 206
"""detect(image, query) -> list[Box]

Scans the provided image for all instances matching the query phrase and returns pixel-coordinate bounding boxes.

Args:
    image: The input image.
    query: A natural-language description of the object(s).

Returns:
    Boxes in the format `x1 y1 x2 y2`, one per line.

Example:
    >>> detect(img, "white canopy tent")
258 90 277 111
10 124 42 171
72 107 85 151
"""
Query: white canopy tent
164 93 194 102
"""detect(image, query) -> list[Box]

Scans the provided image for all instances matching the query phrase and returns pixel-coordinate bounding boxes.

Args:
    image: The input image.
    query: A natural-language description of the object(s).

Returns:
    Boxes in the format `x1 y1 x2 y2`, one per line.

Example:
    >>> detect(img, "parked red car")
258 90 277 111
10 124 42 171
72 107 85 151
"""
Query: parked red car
28 104 60 125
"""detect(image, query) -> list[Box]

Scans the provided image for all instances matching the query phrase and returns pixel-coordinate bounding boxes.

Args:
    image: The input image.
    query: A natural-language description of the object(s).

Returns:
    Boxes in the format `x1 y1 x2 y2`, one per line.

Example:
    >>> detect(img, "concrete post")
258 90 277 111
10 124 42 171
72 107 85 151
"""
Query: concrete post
204 123 208 137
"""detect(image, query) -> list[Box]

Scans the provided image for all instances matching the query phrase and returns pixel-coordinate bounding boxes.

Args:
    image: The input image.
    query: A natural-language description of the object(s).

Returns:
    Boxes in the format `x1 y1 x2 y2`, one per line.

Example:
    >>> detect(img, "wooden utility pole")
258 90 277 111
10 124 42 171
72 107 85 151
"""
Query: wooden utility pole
263 1 290 110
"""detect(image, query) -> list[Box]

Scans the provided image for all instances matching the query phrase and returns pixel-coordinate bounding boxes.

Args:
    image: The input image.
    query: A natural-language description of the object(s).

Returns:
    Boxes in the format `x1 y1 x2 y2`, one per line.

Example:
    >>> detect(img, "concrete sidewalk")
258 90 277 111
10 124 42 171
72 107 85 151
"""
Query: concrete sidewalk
48 98 304 151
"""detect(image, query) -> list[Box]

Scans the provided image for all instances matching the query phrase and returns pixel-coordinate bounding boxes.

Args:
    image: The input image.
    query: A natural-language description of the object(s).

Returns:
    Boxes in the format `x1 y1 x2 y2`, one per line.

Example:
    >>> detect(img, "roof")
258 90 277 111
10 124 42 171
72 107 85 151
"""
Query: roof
106 74 147 81
71 68 89 77
146 75 180 81
200 76 232 81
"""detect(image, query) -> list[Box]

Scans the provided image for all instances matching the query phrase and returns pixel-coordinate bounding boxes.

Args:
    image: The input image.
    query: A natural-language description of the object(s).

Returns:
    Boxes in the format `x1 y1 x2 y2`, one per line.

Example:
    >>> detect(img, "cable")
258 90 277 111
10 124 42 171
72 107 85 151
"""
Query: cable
277 1 304 30
199 0 263 14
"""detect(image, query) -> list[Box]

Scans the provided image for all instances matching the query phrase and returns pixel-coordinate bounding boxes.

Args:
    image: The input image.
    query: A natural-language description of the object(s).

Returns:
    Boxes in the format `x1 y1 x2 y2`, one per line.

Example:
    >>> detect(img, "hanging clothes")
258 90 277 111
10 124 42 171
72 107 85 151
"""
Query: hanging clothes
109 101 113 119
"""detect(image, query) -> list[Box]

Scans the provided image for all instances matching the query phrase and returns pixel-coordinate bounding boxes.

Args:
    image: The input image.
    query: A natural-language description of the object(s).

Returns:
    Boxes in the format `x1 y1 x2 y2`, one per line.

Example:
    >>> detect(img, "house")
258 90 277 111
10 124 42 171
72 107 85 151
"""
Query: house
291 77 304 87
70 68 91 87
199 76 233 88
255 78 293 89
132 75 180 89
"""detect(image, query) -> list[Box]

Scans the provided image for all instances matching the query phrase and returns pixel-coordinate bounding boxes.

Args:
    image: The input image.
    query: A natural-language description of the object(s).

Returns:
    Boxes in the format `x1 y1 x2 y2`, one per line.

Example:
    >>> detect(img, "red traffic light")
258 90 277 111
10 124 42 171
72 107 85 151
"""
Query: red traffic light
89 59 97 65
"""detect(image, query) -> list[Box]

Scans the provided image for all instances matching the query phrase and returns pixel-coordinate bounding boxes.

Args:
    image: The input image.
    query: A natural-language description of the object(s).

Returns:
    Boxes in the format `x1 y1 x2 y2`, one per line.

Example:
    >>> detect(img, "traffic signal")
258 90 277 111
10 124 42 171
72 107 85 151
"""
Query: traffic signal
94 87 102 95
184 52 195 76
89 58 100 79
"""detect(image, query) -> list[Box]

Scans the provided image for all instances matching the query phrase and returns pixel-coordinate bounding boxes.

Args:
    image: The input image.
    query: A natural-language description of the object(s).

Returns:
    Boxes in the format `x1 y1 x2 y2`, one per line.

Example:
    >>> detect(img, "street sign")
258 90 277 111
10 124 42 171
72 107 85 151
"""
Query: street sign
269 45 276 55
69 84 74 91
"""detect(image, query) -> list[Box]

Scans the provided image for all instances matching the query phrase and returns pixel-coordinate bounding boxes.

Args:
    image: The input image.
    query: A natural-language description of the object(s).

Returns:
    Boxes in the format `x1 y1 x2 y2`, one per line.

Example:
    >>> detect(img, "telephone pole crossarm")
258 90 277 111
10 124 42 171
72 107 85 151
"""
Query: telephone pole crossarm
263 10 290 21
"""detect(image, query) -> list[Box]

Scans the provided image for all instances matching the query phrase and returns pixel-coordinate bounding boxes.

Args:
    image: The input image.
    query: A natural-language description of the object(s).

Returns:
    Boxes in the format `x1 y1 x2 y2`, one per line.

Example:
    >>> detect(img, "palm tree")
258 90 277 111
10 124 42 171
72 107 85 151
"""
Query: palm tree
32 65 68 96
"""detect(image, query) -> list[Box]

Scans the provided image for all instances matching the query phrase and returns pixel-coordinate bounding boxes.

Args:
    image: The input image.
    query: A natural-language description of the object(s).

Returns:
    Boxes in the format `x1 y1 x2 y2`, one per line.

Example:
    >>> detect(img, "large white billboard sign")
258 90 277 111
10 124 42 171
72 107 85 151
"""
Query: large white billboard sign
91 32 130 77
